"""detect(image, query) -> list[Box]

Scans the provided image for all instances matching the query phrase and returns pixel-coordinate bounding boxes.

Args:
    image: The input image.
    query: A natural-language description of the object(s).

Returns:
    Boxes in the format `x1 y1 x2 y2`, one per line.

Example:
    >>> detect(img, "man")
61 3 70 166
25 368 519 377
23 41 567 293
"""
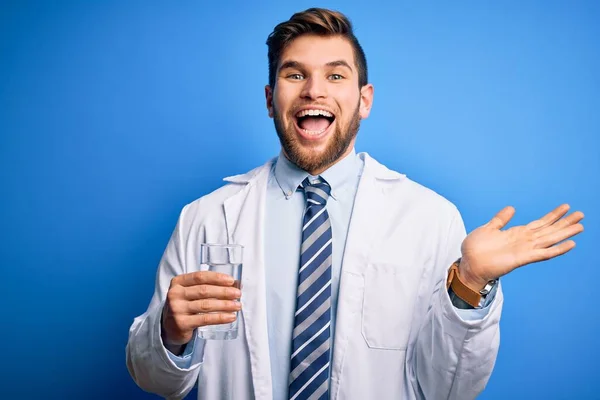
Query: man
126 8 584 400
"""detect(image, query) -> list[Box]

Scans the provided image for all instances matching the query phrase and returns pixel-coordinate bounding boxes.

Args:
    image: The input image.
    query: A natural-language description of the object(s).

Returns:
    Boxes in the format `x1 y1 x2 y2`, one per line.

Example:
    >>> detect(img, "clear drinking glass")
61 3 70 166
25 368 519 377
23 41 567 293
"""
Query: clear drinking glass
197 243 243 340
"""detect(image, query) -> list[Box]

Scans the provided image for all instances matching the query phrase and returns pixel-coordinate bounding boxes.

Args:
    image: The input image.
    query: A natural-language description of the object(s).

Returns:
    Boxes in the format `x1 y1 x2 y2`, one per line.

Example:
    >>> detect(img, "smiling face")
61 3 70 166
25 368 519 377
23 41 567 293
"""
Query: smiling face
266 34 374 175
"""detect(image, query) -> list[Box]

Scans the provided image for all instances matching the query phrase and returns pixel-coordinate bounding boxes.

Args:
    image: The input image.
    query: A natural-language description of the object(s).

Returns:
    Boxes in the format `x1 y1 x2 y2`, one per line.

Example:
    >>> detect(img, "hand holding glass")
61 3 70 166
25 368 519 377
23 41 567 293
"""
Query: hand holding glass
197 243 243 340
161 244 243 350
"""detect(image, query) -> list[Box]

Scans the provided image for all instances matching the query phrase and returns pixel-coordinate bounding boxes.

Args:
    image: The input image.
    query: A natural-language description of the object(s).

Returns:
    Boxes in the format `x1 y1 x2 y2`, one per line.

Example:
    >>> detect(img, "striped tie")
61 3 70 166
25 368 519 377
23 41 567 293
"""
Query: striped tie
289 177 333 400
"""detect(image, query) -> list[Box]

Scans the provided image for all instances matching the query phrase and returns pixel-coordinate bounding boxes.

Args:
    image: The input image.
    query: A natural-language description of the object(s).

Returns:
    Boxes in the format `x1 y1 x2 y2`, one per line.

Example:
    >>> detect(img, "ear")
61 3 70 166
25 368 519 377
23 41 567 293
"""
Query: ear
359 83 374 119
265 85 274 118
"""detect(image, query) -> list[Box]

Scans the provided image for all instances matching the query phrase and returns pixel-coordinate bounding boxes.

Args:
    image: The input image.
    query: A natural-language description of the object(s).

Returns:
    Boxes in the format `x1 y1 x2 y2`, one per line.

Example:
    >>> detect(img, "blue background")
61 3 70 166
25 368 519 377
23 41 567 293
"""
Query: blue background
1 1 598 399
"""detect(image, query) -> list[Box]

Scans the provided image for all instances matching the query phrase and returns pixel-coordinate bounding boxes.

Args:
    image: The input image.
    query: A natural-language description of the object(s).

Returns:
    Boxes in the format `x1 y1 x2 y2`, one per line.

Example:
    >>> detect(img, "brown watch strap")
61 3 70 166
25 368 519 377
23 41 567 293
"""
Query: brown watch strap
446 261 482 308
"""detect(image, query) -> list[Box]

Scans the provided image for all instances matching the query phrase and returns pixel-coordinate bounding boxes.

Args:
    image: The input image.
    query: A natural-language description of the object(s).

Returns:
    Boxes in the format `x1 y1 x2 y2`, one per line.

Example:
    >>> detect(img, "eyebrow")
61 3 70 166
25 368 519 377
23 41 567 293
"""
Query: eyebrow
325 60 353 71
279 60 354 72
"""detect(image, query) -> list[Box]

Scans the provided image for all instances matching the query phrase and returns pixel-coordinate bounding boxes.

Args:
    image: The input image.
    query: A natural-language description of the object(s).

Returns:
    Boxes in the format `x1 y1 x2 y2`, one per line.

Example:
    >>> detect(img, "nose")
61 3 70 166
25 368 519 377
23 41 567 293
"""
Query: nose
300 77 327 100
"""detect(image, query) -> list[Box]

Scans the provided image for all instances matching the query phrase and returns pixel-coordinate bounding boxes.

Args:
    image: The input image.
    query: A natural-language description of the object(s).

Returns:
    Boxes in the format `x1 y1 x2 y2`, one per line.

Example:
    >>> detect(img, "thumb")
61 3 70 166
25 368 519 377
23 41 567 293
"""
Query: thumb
485 206 515 230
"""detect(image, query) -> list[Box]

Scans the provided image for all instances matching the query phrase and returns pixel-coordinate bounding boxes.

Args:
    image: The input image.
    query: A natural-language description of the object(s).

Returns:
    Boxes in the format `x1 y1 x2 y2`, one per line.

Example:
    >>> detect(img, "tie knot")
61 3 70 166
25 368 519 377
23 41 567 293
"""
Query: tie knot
300 177 331 206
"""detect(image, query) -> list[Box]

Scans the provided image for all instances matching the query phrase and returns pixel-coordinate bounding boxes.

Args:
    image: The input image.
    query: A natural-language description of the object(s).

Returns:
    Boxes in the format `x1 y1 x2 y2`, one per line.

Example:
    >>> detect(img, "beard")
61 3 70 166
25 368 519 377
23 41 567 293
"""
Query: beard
272 101 361 173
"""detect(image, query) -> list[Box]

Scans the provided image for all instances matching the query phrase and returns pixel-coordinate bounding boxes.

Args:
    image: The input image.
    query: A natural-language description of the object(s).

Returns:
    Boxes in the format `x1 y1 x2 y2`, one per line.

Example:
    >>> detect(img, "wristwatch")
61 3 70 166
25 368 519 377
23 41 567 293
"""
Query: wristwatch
446 258 497 309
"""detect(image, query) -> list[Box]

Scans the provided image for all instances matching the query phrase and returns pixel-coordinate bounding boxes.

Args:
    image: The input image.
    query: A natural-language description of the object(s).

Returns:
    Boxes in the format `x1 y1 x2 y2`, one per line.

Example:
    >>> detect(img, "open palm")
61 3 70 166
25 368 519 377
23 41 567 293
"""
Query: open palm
460 204 584 288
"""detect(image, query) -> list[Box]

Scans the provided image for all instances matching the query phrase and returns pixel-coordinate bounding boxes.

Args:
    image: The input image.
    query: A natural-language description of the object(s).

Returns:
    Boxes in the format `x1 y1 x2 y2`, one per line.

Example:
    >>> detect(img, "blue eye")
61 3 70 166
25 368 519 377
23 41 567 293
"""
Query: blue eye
289 74 304 80
329 74 343 80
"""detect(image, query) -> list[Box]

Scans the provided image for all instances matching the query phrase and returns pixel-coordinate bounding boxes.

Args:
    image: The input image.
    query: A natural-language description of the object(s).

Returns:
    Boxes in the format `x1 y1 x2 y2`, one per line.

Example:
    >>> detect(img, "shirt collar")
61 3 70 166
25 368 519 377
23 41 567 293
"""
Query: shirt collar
273 148 360 200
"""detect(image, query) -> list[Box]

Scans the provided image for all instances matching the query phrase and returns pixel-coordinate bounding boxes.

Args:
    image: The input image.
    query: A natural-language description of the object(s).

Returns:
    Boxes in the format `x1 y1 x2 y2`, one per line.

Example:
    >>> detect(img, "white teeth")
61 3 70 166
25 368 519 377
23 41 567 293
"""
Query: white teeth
296 109 333 118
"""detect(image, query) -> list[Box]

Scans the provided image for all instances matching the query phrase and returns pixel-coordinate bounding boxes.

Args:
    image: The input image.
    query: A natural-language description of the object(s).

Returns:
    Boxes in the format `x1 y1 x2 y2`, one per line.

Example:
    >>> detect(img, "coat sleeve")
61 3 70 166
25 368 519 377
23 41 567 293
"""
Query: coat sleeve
409 207 503 399
126 205 206 400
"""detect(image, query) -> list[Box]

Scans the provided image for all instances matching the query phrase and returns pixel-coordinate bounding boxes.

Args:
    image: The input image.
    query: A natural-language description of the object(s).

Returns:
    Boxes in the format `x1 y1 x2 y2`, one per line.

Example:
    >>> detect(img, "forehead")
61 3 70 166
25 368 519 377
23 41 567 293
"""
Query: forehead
279 35 355 68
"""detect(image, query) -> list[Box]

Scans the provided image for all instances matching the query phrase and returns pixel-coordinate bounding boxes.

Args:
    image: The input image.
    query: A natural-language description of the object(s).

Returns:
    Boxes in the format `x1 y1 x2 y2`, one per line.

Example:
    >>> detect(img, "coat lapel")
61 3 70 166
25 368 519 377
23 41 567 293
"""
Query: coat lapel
223 160 274 400
330 153 405 399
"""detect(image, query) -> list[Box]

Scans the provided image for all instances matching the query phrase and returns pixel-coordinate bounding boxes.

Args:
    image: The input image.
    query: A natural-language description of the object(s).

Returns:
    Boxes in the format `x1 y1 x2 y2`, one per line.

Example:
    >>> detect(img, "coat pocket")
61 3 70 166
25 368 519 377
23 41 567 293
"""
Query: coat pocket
361 263 418 350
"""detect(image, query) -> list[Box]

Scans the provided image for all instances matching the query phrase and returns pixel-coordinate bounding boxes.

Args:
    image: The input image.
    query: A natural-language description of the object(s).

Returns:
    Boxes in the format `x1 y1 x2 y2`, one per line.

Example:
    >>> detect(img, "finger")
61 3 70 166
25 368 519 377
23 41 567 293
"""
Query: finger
188 312 238 328
486 206 515 230
172 312 238 331
534 211 585 238
184 284 241 301
532 240 577 262
526 204 570 230
172 271 235 288
186 299 242 314
535 223 584 249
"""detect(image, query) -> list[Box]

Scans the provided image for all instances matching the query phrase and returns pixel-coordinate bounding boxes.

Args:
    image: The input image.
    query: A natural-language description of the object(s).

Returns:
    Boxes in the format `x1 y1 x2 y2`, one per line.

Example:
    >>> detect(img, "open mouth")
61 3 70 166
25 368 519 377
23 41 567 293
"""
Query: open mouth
294 108 336 137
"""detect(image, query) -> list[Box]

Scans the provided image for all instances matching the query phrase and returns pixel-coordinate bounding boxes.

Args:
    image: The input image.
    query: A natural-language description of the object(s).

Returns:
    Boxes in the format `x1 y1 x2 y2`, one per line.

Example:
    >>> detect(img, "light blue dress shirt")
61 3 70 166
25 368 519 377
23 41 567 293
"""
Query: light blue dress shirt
167 148 497 399
264 149 363 400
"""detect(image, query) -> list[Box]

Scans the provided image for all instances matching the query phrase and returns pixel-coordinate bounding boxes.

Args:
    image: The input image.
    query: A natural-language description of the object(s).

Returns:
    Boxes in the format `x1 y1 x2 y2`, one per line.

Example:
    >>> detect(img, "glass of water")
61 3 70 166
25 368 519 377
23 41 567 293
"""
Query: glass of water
197 243 243 340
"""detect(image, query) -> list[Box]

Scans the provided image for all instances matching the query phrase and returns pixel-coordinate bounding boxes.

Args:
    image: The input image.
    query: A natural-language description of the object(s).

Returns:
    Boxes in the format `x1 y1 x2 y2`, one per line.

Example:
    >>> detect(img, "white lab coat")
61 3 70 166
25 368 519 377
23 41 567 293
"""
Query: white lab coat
126 153 503 400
